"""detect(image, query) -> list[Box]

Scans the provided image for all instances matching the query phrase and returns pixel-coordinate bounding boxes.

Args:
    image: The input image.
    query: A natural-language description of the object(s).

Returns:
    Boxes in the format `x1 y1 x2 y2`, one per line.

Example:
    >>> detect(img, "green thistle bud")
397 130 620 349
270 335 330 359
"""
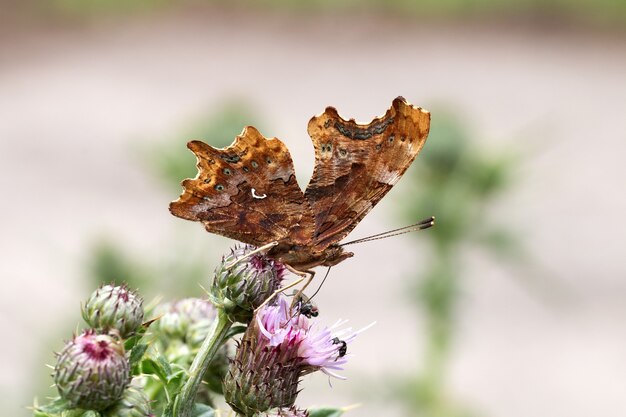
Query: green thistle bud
211 245 285 323
152 298 216 348
82 284 144 338
54 330 130 411
101 384 153 417
223 317 300 416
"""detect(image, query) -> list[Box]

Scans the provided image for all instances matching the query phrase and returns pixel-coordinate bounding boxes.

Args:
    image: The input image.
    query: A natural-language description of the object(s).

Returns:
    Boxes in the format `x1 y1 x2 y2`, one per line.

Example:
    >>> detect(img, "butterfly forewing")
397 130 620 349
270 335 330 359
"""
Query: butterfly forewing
304 97 430 249
169 126 316 247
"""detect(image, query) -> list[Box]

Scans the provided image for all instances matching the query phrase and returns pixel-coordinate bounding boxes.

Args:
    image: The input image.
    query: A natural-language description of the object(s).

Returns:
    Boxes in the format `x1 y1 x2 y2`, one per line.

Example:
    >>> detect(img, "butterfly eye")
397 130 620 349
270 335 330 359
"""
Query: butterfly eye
251 161 259 168
223 168 232 175
203 179 211 184
266 157 272 164
376 144 382 150
400 136 406 142
243 166 249 172
388 135 395 143
339 149 347 157
215 184 225 191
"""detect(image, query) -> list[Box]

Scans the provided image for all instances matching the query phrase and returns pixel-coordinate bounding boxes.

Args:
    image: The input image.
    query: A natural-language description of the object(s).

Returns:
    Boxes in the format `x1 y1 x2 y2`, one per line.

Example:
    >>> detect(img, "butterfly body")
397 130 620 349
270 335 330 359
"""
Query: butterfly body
170 97 430 271
268 243 353 271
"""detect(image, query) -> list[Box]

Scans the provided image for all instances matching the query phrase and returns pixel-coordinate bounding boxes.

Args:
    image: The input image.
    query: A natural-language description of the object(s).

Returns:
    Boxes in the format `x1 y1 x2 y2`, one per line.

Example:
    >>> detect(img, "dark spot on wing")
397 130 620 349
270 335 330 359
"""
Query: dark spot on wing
333 116 395 140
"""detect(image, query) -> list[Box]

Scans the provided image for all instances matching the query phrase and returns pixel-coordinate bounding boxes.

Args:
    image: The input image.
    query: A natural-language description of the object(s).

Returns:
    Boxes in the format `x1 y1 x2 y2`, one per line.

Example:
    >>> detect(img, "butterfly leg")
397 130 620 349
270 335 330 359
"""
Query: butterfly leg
254 275 307 313
224 241 279 270
284 265 316 310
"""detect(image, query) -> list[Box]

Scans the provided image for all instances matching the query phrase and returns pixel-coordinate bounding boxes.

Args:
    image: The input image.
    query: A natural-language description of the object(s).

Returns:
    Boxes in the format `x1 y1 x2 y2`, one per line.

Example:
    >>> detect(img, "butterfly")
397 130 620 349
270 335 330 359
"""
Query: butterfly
170 97 431 275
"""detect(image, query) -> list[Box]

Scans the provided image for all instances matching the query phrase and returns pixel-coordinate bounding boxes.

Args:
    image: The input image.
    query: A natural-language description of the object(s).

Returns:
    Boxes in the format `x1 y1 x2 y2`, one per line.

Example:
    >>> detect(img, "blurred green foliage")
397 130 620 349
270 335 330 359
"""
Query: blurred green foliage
394 109 522 417
41 0 626 29
87 239 151 289
48 0 172 17
85 238 213 299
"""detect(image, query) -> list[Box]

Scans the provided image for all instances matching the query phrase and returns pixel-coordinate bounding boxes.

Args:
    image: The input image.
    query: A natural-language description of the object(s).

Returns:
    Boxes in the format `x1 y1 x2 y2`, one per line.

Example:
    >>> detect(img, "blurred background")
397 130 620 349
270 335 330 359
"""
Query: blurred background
1 1 625 416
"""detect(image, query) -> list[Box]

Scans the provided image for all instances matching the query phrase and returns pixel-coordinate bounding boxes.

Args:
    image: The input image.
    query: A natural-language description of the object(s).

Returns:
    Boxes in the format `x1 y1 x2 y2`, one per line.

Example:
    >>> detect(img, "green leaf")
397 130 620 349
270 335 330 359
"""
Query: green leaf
123 327 148 350
81 412 98 417
165 368 186 390
224 324 247 339
162 401 174 417
33 397 92 417
129 342 149 371
124 335 140 350
192 403 216 417
60 410 98 417
308 407 345 417
34 397 69 414
141 357 171 383
158 355 173 377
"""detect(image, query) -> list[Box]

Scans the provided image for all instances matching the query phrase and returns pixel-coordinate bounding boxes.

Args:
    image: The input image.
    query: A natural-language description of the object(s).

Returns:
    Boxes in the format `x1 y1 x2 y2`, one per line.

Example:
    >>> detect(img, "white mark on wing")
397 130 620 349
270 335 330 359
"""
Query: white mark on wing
251 188 267 199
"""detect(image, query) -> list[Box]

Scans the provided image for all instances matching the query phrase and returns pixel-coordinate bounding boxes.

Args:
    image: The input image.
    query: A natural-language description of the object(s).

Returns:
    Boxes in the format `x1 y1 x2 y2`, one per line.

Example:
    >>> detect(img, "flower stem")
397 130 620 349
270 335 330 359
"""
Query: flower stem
174 310 232 417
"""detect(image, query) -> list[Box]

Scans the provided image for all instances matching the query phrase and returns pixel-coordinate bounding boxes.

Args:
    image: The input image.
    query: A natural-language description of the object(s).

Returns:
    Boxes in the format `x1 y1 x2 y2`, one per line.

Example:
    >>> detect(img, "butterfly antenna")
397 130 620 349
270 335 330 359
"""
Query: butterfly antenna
308 267 332 302
340 216 435 247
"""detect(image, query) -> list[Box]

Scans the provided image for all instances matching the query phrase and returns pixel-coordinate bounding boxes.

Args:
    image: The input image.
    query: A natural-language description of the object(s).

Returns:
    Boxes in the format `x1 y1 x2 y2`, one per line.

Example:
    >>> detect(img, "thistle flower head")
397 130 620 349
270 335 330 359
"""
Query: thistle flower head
255 296 356 378
211 244 286 323
82 284 144 338
54 330 130 411
224 295 360 416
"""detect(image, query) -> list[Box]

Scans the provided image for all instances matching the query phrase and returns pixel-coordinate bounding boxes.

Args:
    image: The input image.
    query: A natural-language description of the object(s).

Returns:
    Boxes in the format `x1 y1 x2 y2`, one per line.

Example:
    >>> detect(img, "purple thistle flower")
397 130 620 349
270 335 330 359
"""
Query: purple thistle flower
224 295 364 416
256 296 359 379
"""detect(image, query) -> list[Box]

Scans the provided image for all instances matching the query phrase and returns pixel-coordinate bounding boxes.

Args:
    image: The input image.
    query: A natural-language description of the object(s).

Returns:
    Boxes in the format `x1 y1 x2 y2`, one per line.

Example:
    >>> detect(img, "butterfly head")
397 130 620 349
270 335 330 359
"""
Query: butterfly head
320 245 354 267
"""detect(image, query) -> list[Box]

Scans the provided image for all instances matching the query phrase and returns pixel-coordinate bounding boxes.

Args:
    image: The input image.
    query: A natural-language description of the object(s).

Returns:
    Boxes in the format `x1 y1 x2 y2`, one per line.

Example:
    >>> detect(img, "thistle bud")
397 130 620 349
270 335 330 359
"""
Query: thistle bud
82 284 144 338
54 330 130 410
152 298 216 348
224 296 358 416
211 245 285 323
101 384 153 417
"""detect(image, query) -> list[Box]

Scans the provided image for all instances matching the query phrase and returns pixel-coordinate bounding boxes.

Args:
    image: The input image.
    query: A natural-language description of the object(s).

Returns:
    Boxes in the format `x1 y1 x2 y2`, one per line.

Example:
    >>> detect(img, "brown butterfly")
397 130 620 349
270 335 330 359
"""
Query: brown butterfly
170 97 431 276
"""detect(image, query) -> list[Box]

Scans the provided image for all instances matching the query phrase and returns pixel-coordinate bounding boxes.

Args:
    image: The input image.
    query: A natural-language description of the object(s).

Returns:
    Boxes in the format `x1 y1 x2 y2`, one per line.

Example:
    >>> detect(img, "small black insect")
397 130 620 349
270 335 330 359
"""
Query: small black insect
332 337 347 358
296 294 319 318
